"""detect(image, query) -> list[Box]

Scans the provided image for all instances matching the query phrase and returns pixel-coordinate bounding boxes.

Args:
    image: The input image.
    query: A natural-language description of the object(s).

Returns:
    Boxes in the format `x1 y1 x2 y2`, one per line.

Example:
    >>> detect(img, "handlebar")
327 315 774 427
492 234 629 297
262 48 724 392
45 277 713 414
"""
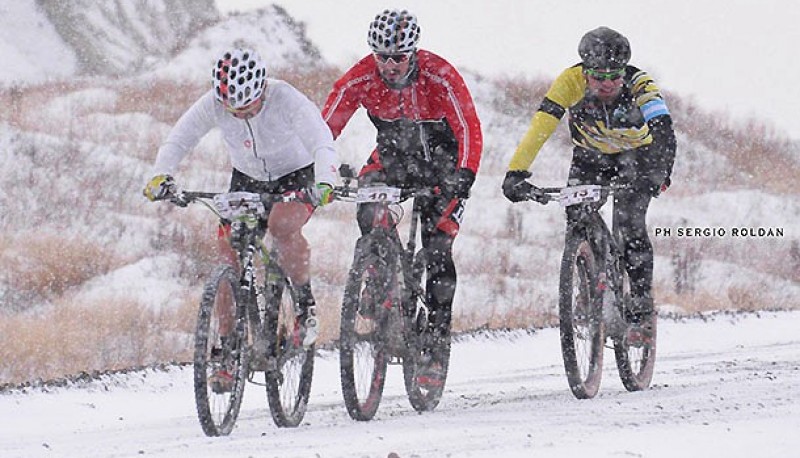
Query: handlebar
332 183 435 204
525 183 625 207
171 190 308 206
526 186 562 204
158 189 311 221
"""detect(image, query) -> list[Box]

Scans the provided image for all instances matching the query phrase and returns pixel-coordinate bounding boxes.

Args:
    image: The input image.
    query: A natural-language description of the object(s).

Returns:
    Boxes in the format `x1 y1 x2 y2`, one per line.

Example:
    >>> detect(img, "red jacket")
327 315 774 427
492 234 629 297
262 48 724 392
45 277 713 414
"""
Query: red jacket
322 50 482 180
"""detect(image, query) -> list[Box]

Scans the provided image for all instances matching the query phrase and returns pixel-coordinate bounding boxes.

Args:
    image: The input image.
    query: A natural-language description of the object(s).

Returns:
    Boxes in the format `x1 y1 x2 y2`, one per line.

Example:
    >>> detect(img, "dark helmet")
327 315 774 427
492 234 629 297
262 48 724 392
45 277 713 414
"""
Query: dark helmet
578 27 631 69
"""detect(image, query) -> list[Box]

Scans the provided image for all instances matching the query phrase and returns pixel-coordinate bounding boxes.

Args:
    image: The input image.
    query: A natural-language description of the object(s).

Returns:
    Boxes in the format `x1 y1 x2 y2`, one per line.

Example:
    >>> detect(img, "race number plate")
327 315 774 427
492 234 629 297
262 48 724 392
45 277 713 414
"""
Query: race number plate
558 185 602 207
213 192 266 219
355 186 402 204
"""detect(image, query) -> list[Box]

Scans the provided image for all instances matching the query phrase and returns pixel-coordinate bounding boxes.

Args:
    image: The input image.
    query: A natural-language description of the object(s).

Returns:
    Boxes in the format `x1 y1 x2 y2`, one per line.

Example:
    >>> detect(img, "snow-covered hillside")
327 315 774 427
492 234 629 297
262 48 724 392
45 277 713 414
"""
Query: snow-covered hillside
0 1 318 84
0 3 797 385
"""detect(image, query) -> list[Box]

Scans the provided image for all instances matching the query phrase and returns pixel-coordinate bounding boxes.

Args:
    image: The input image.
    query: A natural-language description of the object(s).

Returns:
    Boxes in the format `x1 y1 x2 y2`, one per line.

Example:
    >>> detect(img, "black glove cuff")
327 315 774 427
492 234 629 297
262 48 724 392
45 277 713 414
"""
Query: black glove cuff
505 170 531 179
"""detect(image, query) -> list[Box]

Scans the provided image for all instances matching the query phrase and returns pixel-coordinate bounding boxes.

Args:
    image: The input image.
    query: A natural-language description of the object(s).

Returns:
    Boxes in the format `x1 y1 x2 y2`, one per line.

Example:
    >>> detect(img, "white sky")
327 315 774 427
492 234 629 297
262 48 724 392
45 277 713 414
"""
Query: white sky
216 0 800 140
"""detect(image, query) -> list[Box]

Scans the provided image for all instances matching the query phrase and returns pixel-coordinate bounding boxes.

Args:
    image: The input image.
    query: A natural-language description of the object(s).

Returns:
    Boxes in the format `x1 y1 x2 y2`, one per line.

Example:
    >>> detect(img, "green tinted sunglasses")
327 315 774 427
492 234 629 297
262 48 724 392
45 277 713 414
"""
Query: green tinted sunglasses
585 67 625 81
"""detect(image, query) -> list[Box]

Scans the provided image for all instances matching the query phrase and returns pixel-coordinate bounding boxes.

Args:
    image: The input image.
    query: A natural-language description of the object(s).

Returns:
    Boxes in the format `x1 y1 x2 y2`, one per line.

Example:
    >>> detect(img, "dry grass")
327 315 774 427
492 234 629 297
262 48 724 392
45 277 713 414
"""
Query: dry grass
665 91 798 193
0 295 197 385
454 303 558 333
654 282 800 314
0 233 121 309
149 211 220 284
490 75 550 118
0 65 336 134
273 64 342 108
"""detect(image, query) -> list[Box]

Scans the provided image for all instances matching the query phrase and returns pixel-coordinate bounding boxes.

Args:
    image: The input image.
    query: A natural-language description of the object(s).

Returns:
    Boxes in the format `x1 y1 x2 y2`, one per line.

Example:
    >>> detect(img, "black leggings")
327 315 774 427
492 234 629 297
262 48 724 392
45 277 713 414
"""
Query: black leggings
357 194 460 339
567 148 662 300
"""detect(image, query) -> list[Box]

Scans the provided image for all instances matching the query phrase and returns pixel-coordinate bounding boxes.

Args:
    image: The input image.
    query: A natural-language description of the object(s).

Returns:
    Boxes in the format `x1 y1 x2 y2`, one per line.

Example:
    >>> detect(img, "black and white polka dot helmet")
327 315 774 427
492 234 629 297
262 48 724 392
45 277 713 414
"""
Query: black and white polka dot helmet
212 48 267 109
367 9 420 54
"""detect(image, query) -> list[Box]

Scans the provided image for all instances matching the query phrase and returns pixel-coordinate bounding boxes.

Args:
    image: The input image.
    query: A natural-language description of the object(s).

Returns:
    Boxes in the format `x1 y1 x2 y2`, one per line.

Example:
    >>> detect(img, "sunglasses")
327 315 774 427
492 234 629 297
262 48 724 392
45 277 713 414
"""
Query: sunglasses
224 97 261 115
374 52 413 64
585 67 626 81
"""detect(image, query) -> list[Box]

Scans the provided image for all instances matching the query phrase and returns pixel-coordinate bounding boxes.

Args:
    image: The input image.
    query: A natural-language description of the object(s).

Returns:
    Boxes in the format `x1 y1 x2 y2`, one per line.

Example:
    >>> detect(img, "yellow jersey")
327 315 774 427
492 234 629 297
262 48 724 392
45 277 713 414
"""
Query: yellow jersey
508 64 671 171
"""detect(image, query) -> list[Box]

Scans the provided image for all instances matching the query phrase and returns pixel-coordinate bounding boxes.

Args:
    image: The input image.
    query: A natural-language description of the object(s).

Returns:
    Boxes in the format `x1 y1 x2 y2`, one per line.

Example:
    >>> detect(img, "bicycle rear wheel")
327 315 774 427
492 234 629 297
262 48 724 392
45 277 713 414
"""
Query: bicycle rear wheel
613 269 657 391
194 265 249 436
403 249 450 412
558 234 605 399
339 236 394 421
263 265 314 427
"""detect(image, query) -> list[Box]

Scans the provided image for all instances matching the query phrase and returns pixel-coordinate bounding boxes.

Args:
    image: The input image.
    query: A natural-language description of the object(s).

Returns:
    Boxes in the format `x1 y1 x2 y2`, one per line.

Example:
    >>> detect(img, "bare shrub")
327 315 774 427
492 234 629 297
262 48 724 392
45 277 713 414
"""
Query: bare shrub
1 233 119 308
313 285 343 346
0 296 196 385
150 212 219 286
490 75 549 118
666 92 798 193
115 80 207 123
655 283 799 314
454 303 557 333
273 64 342 108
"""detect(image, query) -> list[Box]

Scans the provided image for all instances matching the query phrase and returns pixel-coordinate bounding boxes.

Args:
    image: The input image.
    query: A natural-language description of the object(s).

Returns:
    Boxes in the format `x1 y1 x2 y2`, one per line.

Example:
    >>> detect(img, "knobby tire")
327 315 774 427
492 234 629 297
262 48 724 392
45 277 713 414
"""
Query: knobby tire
403 248 450 412
612 267 657 391
558 233 605 399
193 265 248 436
263 264 314 427
340 234 394 421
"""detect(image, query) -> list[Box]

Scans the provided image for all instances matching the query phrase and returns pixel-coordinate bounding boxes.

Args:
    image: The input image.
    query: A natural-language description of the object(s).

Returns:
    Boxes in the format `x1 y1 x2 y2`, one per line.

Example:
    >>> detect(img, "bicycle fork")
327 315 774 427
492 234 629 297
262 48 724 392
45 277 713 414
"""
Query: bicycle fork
404 204 431 323
238 243 275 382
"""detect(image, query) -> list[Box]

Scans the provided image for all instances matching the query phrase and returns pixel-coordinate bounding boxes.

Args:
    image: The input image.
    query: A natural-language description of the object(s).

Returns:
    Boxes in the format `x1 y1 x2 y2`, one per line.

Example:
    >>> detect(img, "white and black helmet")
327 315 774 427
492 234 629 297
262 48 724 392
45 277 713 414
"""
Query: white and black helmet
212 48 267 109
367 9 420 53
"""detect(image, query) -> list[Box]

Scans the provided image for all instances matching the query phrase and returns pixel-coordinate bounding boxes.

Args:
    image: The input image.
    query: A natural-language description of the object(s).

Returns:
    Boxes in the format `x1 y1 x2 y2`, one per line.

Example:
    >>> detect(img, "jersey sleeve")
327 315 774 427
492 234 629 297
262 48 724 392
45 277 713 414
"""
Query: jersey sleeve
152 91 217 176
631 70 671 122
431 63 483 174
321 58 371 139
284 86 339 185
631 70 676 175
507 66 585 171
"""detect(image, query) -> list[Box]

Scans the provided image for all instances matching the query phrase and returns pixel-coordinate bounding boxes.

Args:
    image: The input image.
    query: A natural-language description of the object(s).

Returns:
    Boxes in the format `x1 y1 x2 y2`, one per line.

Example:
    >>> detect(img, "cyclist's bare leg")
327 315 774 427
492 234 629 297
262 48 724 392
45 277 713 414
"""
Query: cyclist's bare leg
267 201 313 285
268 201 318 345
215 224 238 336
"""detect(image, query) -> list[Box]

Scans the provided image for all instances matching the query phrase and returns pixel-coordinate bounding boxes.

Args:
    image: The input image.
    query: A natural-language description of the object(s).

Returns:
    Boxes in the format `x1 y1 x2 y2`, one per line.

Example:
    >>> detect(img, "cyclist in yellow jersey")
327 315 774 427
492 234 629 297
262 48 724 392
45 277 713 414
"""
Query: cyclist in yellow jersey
502 27 676 342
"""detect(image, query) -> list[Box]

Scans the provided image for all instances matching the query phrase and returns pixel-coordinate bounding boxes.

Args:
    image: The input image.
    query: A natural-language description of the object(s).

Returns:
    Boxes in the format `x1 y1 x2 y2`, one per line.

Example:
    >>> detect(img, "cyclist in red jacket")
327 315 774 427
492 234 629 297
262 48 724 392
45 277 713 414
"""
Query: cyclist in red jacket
322 9 483 383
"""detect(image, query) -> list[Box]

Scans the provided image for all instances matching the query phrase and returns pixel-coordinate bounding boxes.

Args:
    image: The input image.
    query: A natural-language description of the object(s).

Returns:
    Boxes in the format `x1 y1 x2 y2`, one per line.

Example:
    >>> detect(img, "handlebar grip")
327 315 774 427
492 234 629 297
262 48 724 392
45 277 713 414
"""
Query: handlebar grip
528 187 552 204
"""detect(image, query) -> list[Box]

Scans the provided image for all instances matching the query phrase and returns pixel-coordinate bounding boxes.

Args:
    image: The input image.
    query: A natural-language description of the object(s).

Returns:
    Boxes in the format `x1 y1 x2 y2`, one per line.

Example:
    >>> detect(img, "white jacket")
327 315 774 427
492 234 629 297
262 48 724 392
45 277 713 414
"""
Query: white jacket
152 79 338 185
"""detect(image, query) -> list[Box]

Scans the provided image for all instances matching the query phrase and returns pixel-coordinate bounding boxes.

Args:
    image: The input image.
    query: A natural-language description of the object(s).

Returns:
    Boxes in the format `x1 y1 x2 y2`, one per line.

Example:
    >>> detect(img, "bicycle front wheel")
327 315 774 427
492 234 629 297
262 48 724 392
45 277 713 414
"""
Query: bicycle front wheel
340 236 392 421
194 265 249 437
403 249 450 412
558 234 604 399
263 268 314 428
613 269 657 391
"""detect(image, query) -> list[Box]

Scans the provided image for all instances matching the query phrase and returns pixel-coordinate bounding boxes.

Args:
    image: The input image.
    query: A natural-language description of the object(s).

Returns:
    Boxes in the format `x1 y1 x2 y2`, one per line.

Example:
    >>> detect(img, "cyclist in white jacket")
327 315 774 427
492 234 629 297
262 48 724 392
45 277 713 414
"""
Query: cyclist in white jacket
144 48 338 351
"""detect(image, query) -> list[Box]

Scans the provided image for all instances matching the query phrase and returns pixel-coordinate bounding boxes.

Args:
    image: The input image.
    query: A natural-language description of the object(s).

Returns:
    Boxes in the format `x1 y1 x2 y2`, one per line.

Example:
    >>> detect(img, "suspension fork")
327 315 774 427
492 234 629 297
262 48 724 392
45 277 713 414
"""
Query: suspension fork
404 201 430 320
237 237 270 363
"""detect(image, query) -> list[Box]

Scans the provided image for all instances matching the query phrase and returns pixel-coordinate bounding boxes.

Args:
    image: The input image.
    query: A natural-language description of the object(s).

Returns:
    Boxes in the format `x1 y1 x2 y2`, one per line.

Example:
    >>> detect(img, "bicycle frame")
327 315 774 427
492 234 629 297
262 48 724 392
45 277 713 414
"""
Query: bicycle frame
567 190 629 331
527 182 656 397
356 186 431 328
166 189 315 433
180 192 280 370
337 174 448 418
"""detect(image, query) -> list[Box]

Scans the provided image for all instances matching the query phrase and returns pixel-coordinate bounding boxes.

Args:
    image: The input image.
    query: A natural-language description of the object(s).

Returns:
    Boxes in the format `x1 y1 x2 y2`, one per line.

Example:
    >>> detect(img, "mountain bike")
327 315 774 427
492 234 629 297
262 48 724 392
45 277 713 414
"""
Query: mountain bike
162 190 314 436
335 166 450 420
527 183 656 399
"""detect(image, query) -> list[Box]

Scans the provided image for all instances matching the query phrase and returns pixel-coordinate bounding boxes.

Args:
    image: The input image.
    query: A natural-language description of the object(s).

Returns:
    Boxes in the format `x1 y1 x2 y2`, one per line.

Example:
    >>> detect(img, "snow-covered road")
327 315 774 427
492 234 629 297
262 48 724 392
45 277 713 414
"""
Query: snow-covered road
2 312 798 458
